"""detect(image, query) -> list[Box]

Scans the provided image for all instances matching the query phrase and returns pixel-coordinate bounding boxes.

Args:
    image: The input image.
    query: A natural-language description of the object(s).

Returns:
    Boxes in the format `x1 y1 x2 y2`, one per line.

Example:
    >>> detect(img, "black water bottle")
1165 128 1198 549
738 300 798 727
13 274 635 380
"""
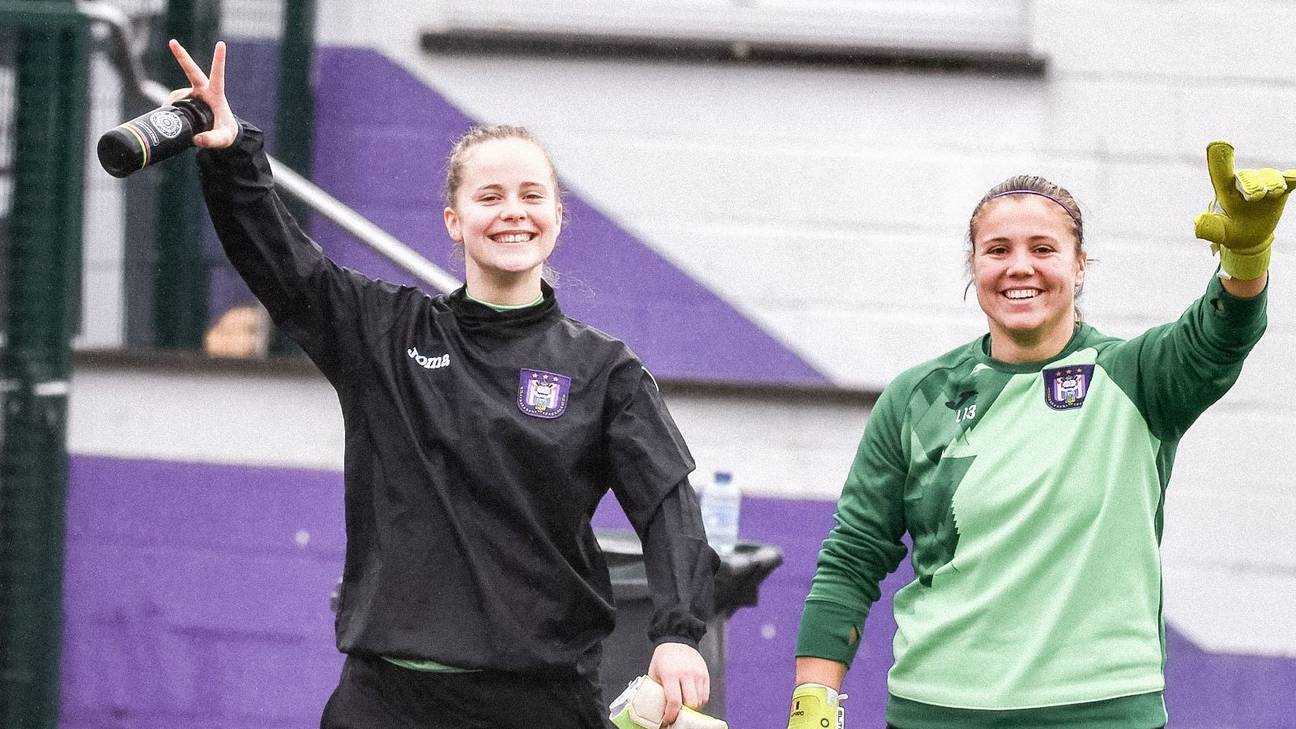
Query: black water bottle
97 98 214 178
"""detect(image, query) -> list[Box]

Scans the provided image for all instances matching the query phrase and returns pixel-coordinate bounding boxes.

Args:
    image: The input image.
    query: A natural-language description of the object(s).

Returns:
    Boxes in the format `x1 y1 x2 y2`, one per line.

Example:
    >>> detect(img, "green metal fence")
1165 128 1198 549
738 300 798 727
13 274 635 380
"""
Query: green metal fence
20 0 315 354
0 1 314 724
0 5 88 727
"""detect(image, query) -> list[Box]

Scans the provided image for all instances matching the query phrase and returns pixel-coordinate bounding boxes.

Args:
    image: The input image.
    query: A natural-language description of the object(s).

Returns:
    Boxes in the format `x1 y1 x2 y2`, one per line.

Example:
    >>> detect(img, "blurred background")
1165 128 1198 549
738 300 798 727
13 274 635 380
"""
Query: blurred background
1 0 1294 727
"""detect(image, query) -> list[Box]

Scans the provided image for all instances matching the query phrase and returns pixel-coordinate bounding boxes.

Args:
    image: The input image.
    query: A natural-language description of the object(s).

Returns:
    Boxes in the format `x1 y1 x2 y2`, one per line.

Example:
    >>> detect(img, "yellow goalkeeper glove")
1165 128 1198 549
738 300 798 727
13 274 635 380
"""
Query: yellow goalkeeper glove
609 676 727 729
1193 139 1296 280
786 683 846 729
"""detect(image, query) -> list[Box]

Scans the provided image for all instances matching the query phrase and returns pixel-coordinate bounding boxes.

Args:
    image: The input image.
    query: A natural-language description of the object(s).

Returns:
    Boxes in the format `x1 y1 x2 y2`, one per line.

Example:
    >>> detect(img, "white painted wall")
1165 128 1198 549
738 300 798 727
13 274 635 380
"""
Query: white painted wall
67 363 867 501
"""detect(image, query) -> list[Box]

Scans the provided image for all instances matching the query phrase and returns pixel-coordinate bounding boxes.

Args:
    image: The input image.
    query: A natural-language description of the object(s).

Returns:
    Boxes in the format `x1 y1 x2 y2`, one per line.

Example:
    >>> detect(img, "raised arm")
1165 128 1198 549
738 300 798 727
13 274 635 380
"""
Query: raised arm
174 40 405 381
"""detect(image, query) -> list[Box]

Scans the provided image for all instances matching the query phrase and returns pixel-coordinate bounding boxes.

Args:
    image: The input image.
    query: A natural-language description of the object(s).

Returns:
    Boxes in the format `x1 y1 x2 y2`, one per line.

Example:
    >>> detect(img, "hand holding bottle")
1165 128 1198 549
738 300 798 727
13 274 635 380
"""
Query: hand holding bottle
165 39 239 150
97 40 238 177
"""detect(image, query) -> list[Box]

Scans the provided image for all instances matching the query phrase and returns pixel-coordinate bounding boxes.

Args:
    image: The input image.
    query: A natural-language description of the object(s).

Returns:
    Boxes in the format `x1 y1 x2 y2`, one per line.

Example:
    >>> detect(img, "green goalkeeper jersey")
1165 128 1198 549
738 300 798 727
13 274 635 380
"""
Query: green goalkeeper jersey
796 276 1267 728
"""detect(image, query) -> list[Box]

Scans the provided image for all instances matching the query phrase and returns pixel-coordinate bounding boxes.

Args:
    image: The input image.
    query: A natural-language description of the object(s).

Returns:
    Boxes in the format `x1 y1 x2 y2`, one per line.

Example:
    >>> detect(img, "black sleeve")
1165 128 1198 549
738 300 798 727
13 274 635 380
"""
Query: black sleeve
603 357 717 646
638 477 719 648
196 120 409 382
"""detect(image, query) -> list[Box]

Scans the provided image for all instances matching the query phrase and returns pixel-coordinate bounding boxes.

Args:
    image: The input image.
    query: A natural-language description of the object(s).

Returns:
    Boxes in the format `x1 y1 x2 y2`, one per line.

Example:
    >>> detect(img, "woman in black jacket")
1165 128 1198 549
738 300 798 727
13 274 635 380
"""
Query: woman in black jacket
167 39 718 729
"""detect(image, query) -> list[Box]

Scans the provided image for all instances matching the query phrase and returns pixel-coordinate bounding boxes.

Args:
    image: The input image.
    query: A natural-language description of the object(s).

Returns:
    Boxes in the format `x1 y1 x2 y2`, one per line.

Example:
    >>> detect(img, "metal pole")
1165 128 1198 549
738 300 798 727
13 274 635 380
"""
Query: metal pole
276 0 315 203
269 0 315 353
0 3 88 726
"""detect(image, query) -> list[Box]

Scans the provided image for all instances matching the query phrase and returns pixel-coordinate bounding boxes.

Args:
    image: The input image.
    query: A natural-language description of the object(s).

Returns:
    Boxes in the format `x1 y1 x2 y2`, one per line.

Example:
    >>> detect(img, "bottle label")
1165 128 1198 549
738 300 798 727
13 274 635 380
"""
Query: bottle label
127 119 159 147
148 109 184 140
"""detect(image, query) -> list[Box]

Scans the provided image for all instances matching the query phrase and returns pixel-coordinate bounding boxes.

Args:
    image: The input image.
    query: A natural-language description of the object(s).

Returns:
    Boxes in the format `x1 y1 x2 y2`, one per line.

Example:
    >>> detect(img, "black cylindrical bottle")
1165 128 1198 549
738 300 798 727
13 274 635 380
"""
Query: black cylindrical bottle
97 98 214 178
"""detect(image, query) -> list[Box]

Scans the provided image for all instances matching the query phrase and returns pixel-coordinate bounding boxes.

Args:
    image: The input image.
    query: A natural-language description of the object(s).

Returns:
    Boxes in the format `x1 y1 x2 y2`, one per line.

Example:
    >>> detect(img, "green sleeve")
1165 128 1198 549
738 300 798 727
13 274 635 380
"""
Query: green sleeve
1100 275 1267 441
796 379 910 667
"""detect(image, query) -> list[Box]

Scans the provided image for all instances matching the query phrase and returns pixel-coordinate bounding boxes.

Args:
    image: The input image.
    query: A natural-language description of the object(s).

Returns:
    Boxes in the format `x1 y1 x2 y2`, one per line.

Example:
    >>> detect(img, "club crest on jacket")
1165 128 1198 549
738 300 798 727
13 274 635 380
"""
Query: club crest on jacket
1043 364 1095 410
518 368 571 418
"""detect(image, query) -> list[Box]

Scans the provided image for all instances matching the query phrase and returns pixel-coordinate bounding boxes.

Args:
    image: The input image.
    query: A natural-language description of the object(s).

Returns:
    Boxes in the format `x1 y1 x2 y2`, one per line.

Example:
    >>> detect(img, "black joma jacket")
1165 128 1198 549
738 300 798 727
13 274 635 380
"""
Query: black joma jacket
198 121 717 677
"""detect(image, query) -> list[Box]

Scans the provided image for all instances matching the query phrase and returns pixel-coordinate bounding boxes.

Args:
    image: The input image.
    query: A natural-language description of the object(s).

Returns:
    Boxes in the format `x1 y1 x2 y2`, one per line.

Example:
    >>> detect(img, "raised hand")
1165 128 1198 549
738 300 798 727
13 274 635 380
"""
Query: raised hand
167 39 238 149
1193 140 1296 280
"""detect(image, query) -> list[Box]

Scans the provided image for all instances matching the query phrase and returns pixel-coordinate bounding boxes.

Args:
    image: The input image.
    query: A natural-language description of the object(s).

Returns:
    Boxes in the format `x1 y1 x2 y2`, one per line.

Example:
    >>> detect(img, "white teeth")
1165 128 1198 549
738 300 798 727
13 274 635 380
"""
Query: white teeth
1005 289 1036 300
492 233 533 244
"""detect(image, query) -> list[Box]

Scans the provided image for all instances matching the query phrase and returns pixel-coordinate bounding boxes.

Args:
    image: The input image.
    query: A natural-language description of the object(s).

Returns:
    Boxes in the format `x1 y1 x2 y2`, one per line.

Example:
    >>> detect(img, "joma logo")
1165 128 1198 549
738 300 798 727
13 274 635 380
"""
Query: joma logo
407 347 450 370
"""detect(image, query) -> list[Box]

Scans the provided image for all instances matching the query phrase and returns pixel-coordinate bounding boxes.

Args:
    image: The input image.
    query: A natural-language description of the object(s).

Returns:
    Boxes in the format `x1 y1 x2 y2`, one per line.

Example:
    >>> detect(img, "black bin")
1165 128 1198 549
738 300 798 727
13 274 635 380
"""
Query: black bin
596 529 783 719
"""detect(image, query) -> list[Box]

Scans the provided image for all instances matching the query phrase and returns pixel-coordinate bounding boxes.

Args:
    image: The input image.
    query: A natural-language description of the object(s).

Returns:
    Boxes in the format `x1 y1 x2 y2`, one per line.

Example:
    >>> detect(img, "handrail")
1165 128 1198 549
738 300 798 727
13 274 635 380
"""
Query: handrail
76 0 463 295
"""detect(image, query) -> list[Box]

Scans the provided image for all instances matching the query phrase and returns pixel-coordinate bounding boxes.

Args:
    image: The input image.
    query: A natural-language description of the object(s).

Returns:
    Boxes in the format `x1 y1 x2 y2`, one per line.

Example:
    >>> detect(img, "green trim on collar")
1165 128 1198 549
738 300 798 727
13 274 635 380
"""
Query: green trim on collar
464 291 545 311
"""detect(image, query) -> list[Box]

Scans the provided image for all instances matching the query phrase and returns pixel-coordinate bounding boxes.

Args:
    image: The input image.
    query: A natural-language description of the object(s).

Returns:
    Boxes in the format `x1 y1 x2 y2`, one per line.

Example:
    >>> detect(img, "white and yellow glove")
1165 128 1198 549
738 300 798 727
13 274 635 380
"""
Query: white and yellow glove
786 683 846 729
1193 139 1296 280
609 676 727 729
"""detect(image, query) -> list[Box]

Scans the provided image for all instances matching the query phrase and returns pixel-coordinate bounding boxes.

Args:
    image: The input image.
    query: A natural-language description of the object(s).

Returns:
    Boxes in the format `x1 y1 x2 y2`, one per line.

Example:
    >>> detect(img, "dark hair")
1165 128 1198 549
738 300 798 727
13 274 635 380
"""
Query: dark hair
443 124 561 209
965 175 1087 320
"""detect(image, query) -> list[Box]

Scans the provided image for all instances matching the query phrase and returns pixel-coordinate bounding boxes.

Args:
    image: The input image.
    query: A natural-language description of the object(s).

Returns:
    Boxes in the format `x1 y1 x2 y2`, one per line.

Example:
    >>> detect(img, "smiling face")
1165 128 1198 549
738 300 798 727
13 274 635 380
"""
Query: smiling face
443 136 562 304
971 194 1086 362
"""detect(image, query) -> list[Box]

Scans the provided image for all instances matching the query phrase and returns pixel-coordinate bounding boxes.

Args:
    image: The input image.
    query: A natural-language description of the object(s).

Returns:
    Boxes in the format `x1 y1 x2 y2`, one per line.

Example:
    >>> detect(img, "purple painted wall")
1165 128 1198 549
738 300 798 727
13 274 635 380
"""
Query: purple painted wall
60 456 1296 727
60 457 345 728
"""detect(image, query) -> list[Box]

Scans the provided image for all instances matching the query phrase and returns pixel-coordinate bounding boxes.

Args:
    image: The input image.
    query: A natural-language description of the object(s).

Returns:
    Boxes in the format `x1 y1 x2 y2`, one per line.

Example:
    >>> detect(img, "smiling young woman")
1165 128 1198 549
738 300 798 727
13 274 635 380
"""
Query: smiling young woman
787 150 1291 729
442 129 563 305
967 178 1088 363
164 39 719 729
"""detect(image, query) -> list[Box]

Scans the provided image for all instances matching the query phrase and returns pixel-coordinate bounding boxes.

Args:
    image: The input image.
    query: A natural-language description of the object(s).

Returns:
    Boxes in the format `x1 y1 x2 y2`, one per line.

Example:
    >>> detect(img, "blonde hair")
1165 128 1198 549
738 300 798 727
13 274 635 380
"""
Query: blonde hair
443 125 561 209
442 125 565 285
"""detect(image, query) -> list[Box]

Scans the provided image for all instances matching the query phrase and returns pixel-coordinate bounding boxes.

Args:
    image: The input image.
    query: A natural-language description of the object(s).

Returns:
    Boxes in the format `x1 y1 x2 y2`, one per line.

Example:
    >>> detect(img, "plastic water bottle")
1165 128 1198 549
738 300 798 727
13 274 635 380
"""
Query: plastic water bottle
701 470 741 556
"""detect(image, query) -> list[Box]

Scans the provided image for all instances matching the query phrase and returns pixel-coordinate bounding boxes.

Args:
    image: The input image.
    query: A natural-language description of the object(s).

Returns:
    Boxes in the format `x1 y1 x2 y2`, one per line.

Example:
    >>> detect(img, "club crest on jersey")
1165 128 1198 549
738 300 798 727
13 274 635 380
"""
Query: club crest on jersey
1042 364 1095 410
517 368 571 419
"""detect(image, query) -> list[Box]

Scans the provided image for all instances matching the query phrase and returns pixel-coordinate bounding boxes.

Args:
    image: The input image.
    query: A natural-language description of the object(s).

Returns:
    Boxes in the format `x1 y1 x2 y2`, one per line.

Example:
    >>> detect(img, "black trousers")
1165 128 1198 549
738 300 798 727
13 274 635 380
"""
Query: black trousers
321 654 613 729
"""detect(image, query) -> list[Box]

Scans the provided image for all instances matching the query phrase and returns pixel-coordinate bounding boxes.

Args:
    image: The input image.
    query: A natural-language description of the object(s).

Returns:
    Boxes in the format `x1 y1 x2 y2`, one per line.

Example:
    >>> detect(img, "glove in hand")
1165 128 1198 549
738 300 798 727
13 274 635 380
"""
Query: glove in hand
609 676 726 729
1193 139 1296 280
786 683 845 729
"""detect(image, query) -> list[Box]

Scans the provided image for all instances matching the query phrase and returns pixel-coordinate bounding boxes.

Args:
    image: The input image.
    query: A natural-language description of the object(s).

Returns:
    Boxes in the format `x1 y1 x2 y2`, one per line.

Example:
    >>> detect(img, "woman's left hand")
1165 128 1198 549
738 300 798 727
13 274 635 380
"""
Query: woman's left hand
648 641 711 725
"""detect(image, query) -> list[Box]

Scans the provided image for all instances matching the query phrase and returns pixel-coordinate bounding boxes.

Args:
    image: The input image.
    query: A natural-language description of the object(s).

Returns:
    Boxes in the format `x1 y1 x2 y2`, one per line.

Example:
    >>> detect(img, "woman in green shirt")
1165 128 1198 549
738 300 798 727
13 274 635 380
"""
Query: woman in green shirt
787 142 1291 728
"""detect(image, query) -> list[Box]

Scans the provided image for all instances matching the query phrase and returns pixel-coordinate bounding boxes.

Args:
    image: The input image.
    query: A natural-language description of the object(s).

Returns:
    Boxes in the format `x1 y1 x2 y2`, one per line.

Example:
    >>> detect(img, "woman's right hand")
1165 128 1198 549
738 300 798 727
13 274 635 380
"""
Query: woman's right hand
166 39 238 150
787 657 848 728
